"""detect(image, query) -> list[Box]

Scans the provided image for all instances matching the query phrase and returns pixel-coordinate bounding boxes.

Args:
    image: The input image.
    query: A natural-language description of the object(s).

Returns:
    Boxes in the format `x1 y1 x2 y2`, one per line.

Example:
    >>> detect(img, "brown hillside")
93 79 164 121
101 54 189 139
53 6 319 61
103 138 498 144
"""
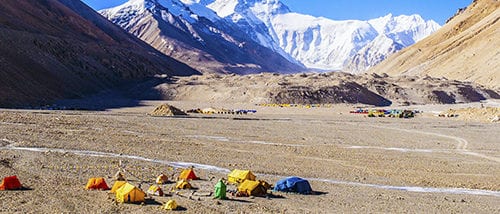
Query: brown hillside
0 0 199 108
371 0 500 90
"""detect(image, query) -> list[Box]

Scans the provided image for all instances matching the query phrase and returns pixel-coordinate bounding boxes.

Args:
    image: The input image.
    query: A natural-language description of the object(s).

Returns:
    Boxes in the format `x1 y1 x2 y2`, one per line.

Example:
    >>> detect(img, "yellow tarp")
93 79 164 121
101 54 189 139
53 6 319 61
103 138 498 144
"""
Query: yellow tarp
228 169 256 184
156 174 169 184
163 199 178 210
110 181 127 193
115 183 145 203
237 180 267 196
175 180 192 189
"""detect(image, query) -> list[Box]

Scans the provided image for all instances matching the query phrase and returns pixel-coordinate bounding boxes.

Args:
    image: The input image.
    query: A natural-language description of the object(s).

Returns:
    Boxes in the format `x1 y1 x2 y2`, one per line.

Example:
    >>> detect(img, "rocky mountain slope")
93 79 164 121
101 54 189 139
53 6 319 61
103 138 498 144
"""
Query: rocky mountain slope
0 0 199 108
200 0 440 72
99 0 305 74
121 73 499 107
371 0 500 90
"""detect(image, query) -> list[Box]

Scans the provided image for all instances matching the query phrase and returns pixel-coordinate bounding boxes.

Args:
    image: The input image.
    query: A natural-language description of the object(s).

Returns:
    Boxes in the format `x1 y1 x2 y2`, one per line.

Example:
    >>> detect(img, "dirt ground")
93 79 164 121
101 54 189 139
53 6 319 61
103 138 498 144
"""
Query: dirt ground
1 101 499 213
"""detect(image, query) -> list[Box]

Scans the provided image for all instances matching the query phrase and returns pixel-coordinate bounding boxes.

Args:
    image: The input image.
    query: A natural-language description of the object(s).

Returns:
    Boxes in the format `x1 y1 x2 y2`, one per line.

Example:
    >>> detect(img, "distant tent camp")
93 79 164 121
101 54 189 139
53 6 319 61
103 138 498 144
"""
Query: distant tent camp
178 168 198 180
147 185 164 196
115 183 145 203
175 180 192 189
273 177 312 194
0 176 22 190
237 180 268 197
150 104 187 117
228 169 256 184
156 173 169 184
163 199 178 210
110 181 127 194
85 177 109 190
214 179 226 199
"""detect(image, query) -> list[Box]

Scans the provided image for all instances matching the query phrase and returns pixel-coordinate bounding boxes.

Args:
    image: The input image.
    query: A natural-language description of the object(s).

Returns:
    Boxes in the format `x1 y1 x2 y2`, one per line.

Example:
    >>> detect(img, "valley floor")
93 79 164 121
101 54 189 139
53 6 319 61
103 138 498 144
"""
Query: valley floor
1 101 499 213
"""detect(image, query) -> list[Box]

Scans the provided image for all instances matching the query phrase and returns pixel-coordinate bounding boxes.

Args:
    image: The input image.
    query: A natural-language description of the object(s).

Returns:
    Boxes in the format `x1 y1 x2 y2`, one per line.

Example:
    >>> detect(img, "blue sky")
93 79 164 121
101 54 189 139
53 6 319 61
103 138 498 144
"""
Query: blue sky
82 0 471 24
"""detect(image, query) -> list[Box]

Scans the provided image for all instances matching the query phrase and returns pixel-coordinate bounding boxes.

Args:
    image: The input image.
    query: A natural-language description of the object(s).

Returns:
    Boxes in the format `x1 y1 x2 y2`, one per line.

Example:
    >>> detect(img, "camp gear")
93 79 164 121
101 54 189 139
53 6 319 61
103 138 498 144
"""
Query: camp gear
147 185 164 196
110 181 127 193
0 176 22 190
227 169 256 184
237 180 268 197
115 183 145 203
175 180 192 189
163 200 178 210
156 173 169 184
178 168 198 180
273 177 312 194
85 177 109 190
214 179 226 199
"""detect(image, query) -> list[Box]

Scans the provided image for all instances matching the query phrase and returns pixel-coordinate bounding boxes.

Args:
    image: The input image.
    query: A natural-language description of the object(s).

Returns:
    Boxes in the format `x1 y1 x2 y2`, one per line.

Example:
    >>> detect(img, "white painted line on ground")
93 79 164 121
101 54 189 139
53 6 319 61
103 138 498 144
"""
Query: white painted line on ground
1 144 499 197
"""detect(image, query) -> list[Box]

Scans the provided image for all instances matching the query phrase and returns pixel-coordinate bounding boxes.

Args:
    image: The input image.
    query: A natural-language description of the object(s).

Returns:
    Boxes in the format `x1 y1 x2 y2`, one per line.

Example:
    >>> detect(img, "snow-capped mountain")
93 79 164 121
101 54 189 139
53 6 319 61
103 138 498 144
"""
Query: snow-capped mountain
199 0 441 72
99 0 440 73
100 0 304 74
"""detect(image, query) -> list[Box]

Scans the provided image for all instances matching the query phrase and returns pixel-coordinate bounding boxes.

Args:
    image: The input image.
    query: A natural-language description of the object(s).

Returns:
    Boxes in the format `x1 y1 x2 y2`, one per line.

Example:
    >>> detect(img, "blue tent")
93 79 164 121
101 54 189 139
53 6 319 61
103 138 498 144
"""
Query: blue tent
273 177 312 194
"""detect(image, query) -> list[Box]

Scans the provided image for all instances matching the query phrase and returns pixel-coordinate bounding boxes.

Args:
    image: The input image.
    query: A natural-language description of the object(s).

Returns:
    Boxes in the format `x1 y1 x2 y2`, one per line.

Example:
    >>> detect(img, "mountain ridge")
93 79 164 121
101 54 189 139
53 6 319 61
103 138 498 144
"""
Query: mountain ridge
100 0 306 74
0 0 198 108
370 0 500 90
199 0 440 72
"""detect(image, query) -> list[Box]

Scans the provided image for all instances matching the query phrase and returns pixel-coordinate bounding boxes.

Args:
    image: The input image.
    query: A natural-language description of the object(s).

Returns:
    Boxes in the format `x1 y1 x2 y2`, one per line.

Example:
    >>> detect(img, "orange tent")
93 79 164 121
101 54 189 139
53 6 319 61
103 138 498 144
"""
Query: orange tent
178 169 198 180
0 176 22 190
85 177 109 190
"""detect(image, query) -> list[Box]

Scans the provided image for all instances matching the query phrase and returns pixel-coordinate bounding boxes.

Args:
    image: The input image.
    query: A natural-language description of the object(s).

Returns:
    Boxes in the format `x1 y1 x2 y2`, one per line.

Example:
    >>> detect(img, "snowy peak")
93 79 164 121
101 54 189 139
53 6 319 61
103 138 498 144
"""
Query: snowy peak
369 14 441 45
204 0 290 18
99 0 304 74
100 0 440 73
202 0 440 72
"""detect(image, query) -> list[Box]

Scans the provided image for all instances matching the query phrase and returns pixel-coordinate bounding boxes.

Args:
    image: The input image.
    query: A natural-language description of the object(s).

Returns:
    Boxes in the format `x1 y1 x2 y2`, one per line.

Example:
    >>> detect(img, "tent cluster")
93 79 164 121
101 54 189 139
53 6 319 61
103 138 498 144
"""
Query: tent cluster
223 169 312 198
82 167 200 208
258 103 333 108
187 107 256 115
350 108 417 118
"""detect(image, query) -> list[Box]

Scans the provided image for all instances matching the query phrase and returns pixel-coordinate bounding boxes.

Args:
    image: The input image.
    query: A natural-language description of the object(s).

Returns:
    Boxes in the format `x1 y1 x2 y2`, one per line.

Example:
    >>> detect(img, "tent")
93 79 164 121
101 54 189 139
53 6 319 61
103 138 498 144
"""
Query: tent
227 169 256 184
156 173 169 184
237 180 268 197
85 177 109 190
113 171 126 181
273 177 312 194
115 183 145 203
147 185 164 196
175 180 192 189
150 104 187 117
213 179 226 199
163 199 178 210
178 168 198 180
0 176 22 190
110 181 127 194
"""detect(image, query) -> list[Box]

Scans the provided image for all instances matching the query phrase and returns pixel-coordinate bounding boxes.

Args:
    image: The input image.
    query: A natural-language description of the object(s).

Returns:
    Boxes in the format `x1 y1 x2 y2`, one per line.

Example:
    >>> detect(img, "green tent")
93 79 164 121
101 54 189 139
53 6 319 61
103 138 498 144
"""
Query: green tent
214 179 226 199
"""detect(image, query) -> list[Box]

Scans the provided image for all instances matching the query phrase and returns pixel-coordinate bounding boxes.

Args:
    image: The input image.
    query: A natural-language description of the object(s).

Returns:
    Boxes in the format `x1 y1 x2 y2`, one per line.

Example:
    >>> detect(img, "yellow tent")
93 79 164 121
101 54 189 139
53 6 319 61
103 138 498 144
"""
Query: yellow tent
228 169 256 184
237 180 268 196
147 185 164 196
178 169 198 180
156 173 169 184
110 181 127 194
85 177 109 190
115 183 145 203
163 199 178 210
175 180 192 189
